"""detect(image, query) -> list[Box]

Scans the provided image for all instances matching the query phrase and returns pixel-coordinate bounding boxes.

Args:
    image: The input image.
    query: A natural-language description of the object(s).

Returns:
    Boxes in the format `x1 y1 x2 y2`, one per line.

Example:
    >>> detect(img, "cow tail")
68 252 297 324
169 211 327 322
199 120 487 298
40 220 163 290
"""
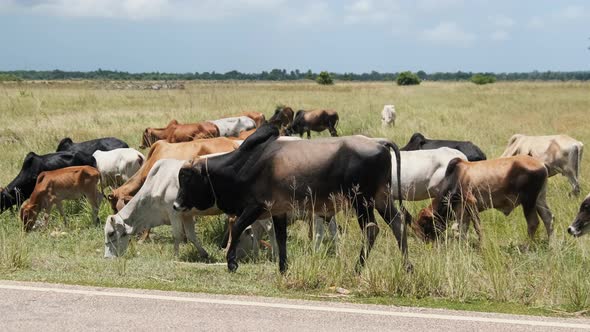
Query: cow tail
570 144 581 180
382 141 407 224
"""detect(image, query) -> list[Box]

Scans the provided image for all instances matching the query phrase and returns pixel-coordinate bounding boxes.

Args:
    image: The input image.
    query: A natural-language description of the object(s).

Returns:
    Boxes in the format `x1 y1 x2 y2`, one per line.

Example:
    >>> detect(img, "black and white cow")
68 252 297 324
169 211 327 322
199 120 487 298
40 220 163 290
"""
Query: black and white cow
56 137 129 155
401 133 487 162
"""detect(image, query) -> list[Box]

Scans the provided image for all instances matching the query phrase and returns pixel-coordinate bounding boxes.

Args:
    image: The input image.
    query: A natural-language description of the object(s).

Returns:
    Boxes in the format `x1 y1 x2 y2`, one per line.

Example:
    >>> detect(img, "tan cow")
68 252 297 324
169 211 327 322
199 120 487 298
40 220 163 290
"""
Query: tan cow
413 156 553 242
20 166 102 232
501 134 583 195
108 137 239 212
139 120 220 148
286 109 339 139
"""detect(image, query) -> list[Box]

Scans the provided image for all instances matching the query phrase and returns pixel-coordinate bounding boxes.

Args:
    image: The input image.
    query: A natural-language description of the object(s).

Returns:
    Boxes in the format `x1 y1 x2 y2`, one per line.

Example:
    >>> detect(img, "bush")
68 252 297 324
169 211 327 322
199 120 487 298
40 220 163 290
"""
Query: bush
316 71 334 85
396 71 421 86
0 74 22 82
471 74 496 85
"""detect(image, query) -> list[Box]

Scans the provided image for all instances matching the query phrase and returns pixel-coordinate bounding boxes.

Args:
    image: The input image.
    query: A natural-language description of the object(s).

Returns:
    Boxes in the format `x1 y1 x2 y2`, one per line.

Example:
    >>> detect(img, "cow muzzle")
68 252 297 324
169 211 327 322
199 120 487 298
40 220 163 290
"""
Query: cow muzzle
567 225 581 237
172 201 187 212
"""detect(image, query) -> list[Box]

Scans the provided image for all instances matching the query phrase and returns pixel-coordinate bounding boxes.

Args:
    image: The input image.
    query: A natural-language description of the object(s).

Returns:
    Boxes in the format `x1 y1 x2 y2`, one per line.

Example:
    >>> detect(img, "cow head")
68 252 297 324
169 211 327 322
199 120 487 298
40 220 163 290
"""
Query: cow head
107 193 132 213
104 215 133 258
269 106 294 127
56 137 73 152
402 133 427 150
412 206 440 242
173 160 215 212
140 128 158 149
381 105 395 126
568 195 590 237
19 201 39 232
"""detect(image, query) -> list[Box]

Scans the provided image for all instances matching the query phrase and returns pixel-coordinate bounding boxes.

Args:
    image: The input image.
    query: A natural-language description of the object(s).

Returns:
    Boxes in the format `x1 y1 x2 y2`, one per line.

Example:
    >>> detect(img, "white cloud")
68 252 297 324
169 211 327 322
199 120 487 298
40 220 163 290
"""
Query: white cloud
490 30 509 41
293 2 331 25
557 5 586 20
417 0 463 11
1 0 286 20
527 16 544 29
343 0 400 24
421 21 475 46
489 15 514 28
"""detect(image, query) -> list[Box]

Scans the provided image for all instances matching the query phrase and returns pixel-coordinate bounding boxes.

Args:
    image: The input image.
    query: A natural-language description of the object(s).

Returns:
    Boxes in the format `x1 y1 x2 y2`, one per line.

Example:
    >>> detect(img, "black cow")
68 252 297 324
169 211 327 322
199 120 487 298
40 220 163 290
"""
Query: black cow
171 125 408 274
56 137 129 154
401 133 487 161
0 151 97 213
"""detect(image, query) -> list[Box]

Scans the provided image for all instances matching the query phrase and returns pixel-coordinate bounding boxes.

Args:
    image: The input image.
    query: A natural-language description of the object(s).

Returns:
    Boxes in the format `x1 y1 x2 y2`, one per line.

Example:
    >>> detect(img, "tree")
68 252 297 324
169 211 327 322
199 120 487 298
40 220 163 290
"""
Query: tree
396 71 421 86
316 71 334 85
470 73 496 85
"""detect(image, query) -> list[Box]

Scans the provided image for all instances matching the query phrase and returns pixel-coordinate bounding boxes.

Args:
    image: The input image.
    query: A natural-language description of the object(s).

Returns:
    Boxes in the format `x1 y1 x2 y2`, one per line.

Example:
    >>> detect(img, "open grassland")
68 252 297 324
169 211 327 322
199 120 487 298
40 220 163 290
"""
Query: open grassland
1 80 590 316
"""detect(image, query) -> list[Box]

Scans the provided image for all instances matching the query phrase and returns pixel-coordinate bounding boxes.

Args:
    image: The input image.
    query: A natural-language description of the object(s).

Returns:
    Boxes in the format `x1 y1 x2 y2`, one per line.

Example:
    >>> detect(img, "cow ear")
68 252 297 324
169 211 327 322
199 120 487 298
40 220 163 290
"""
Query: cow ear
124 223 133 236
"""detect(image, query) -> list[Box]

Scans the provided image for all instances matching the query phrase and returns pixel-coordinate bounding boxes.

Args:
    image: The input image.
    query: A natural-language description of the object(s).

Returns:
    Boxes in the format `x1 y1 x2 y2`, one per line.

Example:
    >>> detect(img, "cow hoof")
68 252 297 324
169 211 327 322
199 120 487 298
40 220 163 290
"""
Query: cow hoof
404 262 414 273
228 261 239 272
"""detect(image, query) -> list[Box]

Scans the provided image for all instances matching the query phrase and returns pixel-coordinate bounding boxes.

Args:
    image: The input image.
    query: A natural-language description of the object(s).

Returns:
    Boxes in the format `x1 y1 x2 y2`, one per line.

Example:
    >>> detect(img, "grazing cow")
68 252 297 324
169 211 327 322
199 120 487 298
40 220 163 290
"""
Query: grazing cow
207 116 257 137
381 105 396 127
501 134 584 196
401 133 487 162
1 151 96 214
139 120 220 148
568 194 590 237
285 109 339 139
56 137 128 154
104 158 274 259
108 138 239 213
92 148 145 188
20 166 102 231
172 125 407 274
268 106 295 131
412 156 553 242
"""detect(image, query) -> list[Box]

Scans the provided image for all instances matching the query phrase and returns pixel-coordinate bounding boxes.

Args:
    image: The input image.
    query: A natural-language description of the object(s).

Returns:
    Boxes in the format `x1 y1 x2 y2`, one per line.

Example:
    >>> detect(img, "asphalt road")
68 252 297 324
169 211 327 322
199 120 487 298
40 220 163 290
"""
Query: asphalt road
1 280 589 331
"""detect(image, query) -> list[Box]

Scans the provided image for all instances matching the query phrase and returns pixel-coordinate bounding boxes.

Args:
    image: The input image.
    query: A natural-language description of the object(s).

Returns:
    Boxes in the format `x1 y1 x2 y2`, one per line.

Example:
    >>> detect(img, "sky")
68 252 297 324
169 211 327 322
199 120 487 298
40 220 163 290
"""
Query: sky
0 0 588 73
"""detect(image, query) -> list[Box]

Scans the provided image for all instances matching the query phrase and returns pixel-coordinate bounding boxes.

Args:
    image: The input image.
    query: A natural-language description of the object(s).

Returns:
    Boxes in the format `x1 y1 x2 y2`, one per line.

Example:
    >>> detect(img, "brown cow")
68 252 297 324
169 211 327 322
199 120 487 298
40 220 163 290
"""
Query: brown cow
268 106 295 132
108 137 239 212
20 166 102 232
140 120 220 148
412 156 553 242
286 109 339 139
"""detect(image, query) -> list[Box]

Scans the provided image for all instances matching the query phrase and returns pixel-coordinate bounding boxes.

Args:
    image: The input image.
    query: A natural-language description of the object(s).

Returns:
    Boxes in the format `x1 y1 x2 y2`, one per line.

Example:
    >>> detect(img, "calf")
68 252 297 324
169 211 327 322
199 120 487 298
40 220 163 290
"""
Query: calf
501 134 584 196
104 158 273 259
93 148 145 188
172 125 406 274
1 151 96 214
20 166 102 231
381 105 396 127
108 137 239 212
285 109 339 139
412 156 553 242
568 194 590 237
401 133 487 161
57 137 128 154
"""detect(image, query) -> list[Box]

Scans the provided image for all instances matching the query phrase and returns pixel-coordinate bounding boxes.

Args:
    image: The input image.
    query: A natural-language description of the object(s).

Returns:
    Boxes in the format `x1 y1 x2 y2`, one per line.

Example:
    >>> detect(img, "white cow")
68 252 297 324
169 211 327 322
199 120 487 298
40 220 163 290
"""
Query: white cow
208 116 257 137
104 158 274 259
93 148 145 188
501 134 584 195
381 105 396 127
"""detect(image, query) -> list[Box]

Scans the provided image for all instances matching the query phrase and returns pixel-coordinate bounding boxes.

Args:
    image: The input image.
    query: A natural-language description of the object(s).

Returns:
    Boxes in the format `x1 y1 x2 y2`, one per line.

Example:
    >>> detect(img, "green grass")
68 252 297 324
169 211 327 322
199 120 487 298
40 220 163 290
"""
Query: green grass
1 80 590 317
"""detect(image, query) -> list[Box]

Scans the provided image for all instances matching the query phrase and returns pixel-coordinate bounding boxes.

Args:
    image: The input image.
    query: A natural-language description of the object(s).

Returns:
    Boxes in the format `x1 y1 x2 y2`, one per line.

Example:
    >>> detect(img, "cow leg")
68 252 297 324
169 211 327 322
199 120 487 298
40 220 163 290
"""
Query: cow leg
563 169 581 196
327 216 339 249
227 205 263 272
306 129 311 139
56 201 67 227
272 214 288 274
536 188 554 239
328 125 338 137
355 200 380 272
377 198 411 271
87 189 101 226
522 200 540 240
182 215 209 259
170 215 184 256
312 215 325 252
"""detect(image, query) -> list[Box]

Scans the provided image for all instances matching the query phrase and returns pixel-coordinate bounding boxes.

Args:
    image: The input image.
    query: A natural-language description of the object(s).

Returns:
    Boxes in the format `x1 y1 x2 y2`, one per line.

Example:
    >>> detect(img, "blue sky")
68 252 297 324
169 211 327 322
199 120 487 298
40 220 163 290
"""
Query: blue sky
0 0 588 73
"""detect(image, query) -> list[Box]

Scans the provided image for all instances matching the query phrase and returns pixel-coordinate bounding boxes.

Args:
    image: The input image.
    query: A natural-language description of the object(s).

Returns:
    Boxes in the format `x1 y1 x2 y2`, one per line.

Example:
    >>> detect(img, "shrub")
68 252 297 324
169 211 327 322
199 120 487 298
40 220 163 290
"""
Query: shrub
0 74 22 82
471 74 496 85
316 71 334 85
396 71 421 86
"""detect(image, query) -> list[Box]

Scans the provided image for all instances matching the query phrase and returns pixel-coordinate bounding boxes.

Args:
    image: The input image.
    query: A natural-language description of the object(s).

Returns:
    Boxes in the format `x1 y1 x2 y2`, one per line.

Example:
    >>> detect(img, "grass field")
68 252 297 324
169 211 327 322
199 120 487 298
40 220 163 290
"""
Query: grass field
1 80 590 316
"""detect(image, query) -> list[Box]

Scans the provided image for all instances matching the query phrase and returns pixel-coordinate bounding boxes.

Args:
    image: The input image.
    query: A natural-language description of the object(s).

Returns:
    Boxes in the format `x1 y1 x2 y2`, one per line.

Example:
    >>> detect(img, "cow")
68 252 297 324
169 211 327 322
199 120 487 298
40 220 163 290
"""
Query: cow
172 124 407 274
108 137 239 213
381 105 396 127
285 109 339 139
239 111 266 128
412 156 553 242
207 116 257 138
501 134 584 196
139 120 220 148
104 158 274 260
20 166 102 232
1 151 96 214
56 137 128 154
268 106 295 132
92 148 145 188
401 133 487 162
568 194 590 237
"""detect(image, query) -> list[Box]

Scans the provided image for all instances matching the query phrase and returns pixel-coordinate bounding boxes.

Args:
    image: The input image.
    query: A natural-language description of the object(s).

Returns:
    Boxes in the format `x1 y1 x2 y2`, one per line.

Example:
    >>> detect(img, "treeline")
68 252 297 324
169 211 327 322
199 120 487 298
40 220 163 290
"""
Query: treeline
1 68 590 81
